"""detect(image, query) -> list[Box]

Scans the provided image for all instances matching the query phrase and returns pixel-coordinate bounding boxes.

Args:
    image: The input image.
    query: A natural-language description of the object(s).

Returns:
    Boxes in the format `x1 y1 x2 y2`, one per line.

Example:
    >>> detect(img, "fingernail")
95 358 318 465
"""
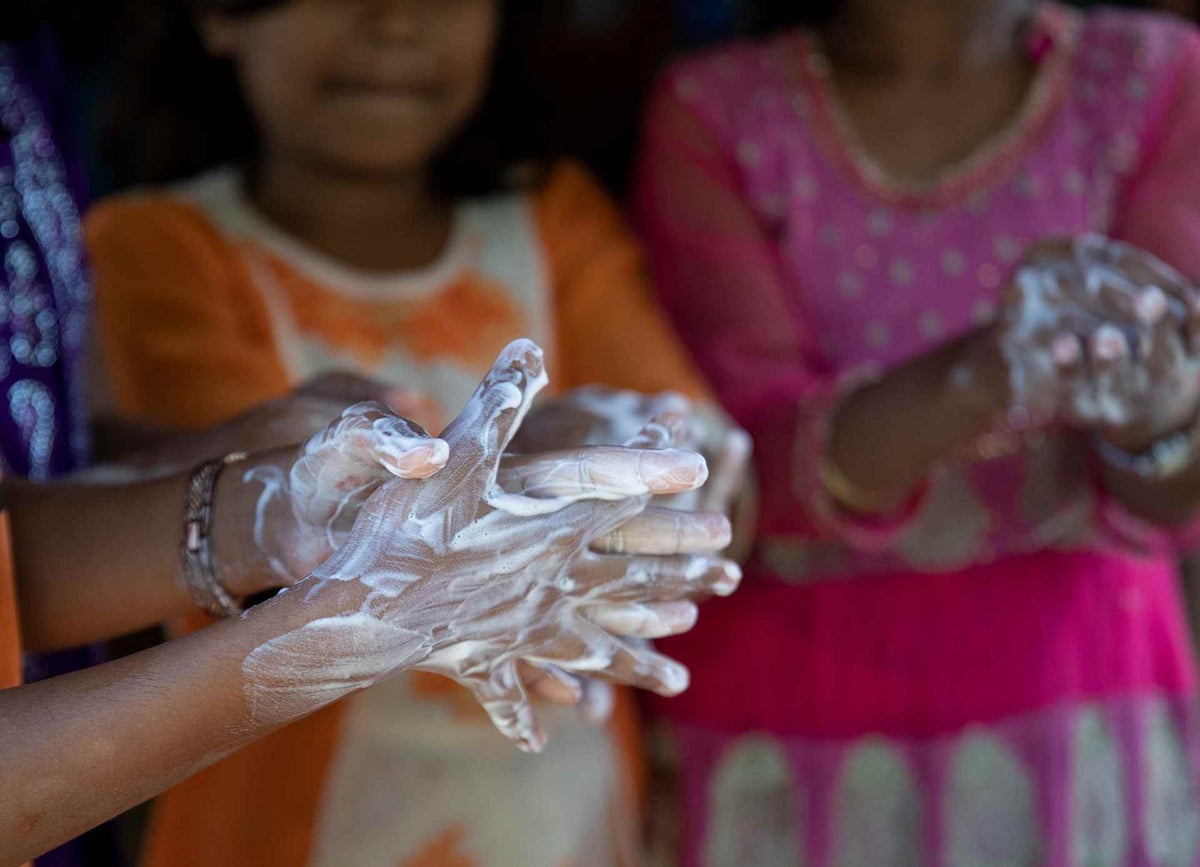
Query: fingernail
646 411 687 443
517 727 547 754
1051 333 1080 366
1092 324 1127 362
659 662 691 696
714 561 743 596
390 440 450 477
660 601 699 633
1136 287 1169 324
499 339 545 379
581 682 615 725
708 515 734 549
645 451 709 494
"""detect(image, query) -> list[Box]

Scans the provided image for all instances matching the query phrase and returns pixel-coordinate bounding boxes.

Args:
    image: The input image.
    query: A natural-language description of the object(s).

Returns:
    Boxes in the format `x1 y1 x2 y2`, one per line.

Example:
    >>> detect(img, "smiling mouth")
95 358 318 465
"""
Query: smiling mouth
325 79 442 101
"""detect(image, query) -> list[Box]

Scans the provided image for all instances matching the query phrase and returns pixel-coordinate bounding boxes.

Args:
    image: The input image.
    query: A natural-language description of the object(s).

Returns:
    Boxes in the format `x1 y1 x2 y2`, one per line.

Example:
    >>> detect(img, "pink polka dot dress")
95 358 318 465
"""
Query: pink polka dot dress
634 5 1200 865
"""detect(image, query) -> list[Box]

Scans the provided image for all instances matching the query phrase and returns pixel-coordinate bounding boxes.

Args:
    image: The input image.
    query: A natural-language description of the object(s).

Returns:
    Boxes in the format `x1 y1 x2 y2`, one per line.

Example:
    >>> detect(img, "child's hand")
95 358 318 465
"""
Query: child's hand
509 385 692 452
511 385 752 516
225 402 450 596
999 236 1200 443
505 408 738 717
242 341 740 752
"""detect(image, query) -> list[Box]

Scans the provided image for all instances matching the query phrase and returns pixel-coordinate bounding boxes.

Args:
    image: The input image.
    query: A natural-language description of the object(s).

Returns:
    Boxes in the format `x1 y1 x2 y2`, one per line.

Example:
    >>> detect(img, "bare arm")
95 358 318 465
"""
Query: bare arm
0 578 327 866
7 472 197 651
1099 458 1200 527
829 323 1200 528
6 454 282 653
1 342 739 863
827 330 1006 509
832 239 1200 529
15 373 444 652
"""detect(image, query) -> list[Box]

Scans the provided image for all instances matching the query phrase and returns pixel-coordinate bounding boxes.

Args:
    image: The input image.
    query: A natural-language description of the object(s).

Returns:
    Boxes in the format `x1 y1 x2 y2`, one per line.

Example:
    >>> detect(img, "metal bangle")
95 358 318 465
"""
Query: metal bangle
1091 416 1200 482
818 453 897 514
181 451 249 618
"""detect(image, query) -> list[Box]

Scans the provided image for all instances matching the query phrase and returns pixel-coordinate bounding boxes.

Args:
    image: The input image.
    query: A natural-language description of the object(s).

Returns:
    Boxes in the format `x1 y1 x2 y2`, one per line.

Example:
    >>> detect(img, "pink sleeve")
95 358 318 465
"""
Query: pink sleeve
1107 28 1200 552
632 73 926 549
1114 29 1200 279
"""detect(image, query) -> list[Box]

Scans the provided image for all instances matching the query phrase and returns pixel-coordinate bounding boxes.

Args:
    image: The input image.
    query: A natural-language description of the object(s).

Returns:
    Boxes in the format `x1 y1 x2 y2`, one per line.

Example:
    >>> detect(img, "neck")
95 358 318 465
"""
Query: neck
251 151 452 273
820 0 1037 78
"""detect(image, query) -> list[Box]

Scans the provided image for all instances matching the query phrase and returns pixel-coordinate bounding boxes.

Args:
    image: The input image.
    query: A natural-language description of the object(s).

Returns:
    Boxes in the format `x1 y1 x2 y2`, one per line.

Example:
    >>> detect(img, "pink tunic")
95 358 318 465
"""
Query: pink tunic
634 5 1200 865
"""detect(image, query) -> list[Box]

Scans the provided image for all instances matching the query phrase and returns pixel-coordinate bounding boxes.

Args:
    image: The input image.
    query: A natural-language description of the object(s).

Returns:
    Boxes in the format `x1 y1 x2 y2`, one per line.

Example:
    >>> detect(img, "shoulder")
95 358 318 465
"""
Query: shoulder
662 32 794 94
1067 5 1200 175
85 172 238 261
528 160 635 275
532 161 623 231
85 173 255 315
1072 4 1199 98
650 32 800 141
1078 4 1197 59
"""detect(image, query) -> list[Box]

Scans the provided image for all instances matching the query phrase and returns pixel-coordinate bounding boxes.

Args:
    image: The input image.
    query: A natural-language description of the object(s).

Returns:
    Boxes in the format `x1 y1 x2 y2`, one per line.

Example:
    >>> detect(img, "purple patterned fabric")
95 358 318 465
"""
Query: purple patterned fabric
2 27 118 867
0 28 91 481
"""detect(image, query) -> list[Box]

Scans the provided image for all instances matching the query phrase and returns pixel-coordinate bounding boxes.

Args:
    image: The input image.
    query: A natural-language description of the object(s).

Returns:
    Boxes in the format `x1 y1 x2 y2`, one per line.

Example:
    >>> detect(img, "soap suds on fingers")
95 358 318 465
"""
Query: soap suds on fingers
241 340 742 752
1001 236 1200 434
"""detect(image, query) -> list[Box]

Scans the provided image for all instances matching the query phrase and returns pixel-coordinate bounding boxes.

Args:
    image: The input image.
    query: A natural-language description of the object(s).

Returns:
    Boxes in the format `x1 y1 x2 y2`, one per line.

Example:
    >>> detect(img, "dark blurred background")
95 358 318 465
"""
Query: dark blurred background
44 0 1200 205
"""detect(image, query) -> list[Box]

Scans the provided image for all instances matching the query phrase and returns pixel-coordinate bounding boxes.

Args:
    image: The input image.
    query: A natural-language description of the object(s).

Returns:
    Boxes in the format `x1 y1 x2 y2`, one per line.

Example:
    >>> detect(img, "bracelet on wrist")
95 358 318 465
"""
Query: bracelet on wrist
181 451 249 618
818 453 899 515
1091 415 1200 482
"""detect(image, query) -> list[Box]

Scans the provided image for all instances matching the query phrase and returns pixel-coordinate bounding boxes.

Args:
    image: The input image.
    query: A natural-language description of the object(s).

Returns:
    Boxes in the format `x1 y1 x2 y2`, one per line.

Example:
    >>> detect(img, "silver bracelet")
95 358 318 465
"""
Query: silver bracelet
181 451 249 618
1091 418 1200 481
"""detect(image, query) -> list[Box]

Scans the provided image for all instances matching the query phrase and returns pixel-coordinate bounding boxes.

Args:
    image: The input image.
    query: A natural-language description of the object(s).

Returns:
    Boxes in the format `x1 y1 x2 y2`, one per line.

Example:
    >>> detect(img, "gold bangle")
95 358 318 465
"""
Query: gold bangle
817 453 895 515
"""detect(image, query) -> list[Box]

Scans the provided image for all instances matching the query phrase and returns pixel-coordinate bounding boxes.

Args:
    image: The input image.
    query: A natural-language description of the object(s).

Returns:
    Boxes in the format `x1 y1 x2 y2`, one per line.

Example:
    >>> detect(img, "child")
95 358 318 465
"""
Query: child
634 0 1200 864
86 1 718 865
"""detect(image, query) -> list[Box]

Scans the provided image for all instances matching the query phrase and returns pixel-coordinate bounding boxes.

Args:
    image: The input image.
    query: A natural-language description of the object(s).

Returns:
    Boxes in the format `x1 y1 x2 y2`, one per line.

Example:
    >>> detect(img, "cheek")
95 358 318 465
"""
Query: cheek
439 9 498 123
232 20 336 150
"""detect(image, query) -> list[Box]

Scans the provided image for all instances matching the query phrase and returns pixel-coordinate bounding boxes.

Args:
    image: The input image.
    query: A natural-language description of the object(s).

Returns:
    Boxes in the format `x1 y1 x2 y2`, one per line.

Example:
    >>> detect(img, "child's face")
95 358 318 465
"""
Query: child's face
204 0 498 176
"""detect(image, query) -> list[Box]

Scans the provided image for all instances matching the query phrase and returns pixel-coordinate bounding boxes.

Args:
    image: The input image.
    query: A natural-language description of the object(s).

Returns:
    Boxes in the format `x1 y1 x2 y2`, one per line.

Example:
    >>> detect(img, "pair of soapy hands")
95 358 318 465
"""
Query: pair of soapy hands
238 340 748 752
995 236 1200 447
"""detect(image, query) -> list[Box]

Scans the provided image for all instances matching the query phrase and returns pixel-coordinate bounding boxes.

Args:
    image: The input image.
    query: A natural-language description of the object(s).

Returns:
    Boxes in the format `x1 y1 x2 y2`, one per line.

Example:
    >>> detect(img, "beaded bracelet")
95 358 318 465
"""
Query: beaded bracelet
181 451 248 618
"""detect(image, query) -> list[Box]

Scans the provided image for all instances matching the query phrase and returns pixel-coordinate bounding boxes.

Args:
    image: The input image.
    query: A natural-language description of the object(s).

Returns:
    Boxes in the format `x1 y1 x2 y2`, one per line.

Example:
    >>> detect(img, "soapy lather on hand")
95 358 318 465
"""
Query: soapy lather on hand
1000 235 1200 443
241 340 741 752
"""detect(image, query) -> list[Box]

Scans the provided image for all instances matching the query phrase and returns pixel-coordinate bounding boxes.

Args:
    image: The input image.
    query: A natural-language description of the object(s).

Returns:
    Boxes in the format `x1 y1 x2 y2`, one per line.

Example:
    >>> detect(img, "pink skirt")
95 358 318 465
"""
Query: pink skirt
653 549 1200 866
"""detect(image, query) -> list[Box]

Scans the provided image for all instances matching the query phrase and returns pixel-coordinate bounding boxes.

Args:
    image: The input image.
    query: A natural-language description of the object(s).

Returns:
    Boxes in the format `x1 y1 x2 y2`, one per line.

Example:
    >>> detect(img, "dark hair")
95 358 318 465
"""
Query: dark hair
103 0 553 197
748 0 842 32
0 4 44 42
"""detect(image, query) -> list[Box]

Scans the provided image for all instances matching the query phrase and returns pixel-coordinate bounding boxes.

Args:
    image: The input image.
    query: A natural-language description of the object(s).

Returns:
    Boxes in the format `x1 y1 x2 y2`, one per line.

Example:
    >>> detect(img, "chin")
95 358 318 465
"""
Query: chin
312 142 441 180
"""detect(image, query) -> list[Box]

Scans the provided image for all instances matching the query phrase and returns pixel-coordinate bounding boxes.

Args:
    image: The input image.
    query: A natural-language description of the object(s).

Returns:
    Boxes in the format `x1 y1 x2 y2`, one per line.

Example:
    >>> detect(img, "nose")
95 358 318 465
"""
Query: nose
366 0 420 42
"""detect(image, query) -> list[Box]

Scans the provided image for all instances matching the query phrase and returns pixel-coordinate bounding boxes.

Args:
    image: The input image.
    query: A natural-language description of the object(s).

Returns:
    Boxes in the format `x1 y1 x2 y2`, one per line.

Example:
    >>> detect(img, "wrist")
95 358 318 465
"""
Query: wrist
946 327 1013 426
1092 409 1200 482
1096 397 1200 454
212 448 292 600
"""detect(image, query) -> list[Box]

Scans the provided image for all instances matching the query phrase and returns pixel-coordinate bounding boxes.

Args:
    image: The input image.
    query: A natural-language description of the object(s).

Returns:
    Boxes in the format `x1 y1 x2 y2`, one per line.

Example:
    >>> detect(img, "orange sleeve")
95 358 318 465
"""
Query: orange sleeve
85 196 290 431
537 161 710 399
0 510 20 690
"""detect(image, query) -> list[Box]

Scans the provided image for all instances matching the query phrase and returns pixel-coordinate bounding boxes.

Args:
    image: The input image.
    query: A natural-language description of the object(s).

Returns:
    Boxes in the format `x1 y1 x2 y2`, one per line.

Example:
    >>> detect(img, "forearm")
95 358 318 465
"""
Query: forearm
7 451 284 652
7 474 194 651
0 584 322 866
827 331 1005 508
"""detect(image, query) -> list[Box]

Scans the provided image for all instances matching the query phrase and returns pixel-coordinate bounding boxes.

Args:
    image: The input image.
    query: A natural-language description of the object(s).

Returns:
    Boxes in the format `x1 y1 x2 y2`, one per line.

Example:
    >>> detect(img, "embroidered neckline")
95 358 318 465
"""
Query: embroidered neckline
780 3 1082 209
178 166 480 301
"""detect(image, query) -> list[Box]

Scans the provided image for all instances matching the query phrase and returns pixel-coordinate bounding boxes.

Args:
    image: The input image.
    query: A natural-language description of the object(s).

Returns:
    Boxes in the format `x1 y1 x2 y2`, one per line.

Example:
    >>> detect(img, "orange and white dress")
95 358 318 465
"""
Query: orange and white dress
0 506 26 867
86 162 707 867
0 512 20 693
